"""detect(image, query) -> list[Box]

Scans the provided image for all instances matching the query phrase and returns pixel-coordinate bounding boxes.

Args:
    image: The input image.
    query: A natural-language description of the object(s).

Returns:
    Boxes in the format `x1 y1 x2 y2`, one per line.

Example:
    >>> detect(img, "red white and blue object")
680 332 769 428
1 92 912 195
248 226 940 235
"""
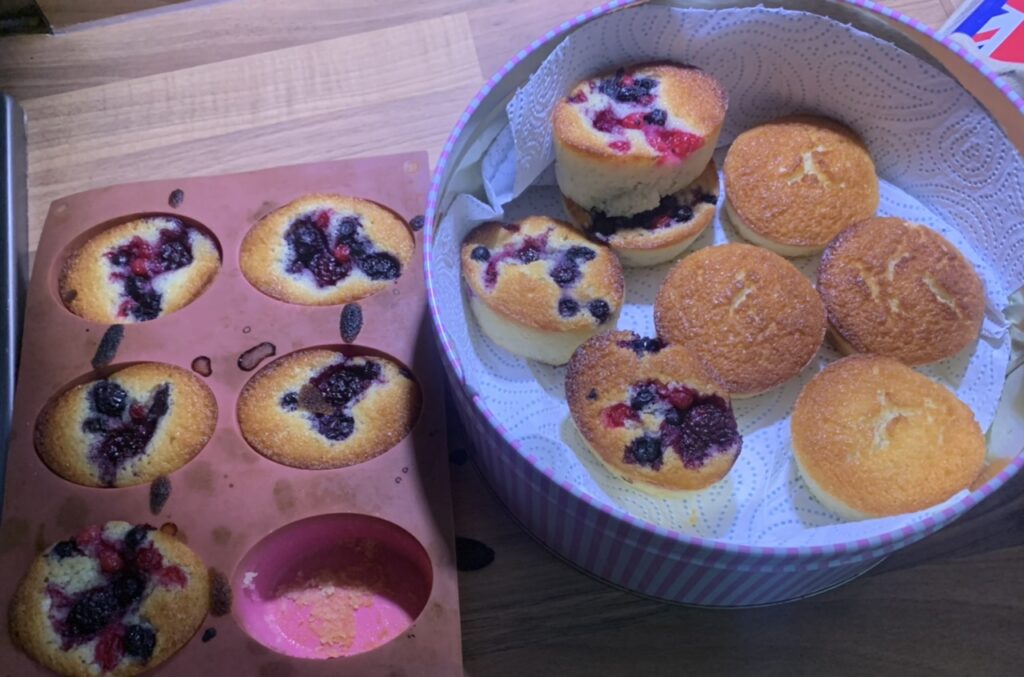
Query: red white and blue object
949 0 1024 69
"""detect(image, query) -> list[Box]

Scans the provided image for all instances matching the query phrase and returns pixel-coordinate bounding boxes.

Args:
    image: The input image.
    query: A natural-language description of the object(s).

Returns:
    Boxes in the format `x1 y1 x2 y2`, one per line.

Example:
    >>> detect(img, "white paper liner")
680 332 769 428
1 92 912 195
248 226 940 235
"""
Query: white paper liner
431 6 1023 546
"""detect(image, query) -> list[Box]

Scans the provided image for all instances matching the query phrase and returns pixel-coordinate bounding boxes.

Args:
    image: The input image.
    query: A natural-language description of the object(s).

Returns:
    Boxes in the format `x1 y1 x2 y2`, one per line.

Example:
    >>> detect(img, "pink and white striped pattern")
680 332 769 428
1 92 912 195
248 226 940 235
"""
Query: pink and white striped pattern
423 0 1024 606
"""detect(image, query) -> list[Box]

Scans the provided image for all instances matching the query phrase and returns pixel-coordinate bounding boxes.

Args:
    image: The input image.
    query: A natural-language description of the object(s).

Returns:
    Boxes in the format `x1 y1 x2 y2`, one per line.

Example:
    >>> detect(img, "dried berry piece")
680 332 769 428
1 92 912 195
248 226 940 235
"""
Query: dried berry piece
455 537 495 571
91 325 125 369
208 568 232 616
340 303 363 343
168 189 185 208
237 342 276 371
149 476 172 515
470 246 490 262
201 627 217 643
409 215 425 232
190 355 212 377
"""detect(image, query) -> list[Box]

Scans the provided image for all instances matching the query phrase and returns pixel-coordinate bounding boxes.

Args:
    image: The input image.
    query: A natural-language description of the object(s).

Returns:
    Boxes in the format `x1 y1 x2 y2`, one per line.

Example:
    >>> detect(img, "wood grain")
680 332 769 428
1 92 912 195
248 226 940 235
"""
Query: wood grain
2 1 1021 676
35 0 194 31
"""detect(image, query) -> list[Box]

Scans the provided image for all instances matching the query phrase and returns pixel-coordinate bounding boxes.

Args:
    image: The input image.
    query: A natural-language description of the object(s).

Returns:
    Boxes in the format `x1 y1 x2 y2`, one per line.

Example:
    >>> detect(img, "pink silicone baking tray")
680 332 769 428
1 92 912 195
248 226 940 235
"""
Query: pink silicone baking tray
0 152 462 675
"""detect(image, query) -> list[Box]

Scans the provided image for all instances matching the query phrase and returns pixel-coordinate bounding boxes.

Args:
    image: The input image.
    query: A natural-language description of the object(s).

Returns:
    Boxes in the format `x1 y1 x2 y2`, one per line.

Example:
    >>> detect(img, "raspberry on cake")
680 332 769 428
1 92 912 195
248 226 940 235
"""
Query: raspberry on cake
460 216 625 366
817 217 985 365
240 194 414 306
791 355 985 519
654 243 826 397
723 116 880 256
35 363 217 488
237 348 421 469
563 159 719 267
9 521 209 676
566 331 742 493
553 63 727 218
60 216 221 324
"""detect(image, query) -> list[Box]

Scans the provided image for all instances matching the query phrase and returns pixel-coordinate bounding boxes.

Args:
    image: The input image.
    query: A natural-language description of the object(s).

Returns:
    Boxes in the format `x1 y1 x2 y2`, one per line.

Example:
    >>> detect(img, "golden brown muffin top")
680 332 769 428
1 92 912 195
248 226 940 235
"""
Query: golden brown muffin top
654 243 826 396
818 217 985 365
460 216 624 331
553 63 727 163
723 116 879 248
791 354 985 518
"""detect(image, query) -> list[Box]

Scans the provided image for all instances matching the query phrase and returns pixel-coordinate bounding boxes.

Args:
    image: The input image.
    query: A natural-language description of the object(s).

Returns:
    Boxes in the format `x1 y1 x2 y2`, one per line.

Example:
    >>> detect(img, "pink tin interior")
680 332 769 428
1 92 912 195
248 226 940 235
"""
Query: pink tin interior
0 153 462 675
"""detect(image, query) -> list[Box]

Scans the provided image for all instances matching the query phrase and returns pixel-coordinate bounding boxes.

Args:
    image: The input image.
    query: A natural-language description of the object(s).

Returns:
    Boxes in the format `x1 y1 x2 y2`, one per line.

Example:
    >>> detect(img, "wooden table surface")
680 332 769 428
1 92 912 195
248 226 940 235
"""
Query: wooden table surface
2 1 1022 675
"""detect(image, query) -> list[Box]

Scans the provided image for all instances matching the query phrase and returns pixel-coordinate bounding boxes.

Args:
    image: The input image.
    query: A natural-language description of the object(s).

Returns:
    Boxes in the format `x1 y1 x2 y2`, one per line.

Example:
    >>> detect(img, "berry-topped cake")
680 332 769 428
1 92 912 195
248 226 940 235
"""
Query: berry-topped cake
236 348 420 469
566 331 742 493
240 194 414 305
9 521 209 676
460 216 625 366
563 160 719 267
553 63 727 219
35 364 217 488
60 216 220 324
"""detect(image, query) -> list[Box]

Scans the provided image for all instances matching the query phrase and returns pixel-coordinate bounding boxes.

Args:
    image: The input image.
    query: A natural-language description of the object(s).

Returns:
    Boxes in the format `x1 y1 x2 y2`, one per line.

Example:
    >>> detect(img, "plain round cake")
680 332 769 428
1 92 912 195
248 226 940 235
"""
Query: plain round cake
237 348 420 469
563 159 719 267
818 216 985 365
460 216 625 365
723 116 879 256
35 363 217 488
553 63 727 218
791 355 985 520
566 331 742 493
654 243 826 397
9 522 209 676
240 194 414 305
60 216 221 324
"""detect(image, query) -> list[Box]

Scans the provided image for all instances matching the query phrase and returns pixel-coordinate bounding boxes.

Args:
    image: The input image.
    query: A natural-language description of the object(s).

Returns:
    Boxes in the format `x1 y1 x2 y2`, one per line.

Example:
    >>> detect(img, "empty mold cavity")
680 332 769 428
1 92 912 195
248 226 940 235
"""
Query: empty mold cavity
54 212 222 324
232 514 432 659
